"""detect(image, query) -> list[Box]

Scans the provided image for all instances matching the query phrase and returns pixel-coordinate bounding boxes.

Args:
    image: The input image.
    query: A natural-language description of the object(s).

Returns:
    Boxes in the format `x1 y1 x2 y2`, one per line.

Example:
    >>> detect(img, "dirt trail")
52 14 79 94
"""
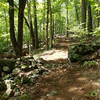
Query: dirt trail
31 35 100 100
38 35 70 64
32 64 100 100
33 67 88 100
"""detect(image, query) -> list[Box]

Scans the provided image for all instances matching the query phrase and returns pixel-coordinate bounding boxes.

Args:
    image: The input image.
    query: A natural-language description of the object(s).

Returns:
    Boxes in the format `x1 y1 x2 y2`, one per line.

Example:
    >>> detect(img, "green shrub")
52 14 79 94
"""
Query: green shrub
69 41 100 62
0 34 10 53
82 61 97 68
85 90 98 97
18 93 30 100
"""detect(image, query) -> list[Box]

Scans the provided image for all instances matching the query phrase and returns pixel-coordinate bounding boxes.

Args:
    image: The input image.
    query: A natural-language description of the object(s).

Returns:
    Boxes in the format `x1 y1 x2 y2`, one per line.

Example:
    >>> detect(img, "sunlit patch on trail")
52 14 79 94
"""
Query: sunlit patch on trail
39 49 68 63
77 77 88 81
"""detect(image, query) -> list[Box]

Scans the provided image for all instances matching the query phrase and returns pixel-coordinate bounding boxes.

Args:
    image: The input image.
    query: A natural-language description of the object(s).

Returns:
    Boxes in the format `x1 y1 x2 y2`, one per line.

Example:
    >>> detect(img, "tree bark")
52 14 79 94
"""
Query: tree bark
65 0 69 37
49 0 53 48
74 0 80 24
87 2 93 32
8 0 27 57
43 0 46 40
33 0 39 49
8 0 19 55
96 0 100 27
46 0 50 50
97 11 100 27
52 14 55 39
17 0 27 56
27 1 35 49
81 0 87 29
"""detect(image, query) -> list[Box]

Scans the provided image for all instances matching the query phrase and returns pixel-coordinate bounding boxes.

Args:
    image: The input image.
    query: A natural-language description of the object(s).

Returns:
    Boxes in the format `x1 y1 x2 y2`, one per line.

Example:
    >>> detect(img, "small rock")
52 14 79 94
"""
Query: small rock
46 90 58 96
12 68 21 75
3 66 10 72
14 91 20 97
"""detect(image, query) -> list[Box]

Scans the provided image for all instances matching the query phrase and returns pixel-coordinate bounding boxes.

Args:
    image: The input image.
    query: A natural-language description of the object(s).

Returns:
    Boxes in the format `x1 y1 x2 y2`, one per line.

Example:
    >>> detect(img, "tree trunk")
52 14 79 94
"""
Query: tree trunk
49 0 53 48
33 0 39 49
8 0 19 55
52 14 55 44
81 0 87 29
87 2 93 32
27 1 35 49
17 0 27 56
97 11 100 27
65 0 69 37
43 0 46 40
74 1 80 24
46 0 50 50
96 0 100 27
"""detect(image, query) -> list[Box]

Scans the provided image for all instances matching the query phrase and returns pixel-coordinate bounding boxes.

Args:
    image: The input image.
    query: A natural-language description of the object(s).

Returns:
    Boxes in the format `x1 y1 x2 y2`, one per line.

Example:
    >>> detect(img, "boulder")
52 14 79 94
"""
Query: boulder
69 41 100 62
0 59 16 74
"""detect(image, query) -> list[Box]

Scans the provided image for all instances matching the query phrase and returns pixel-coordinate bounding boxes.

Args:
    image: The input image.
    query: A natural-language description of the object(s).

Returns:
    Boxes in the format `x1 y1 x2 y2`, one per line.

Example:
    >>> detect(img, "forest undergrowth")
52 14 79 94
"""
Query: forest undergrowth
0 35 99 100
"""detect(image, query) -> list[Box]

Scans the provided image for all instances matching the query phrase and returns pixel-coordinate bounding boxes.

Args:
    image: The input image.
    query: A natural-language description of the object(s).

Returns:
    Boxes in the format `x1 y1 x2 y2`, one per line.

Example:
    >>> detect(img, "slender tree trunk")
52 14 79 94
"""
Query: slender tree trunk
43 0 46 40
30 20 35 49
66 6 69 37
17 0 27 56
87 2 93 32
97 11 100 27
96 0 100 27
27 1 35 49
74 1 80 24
65 1 69 37
8 0 18 55
33 0 39 49
52 14 55 43
39 22 42 35
49 0 53 48
81 0 87 29
46 0 49 50
24 16 30 29
8 0 27 57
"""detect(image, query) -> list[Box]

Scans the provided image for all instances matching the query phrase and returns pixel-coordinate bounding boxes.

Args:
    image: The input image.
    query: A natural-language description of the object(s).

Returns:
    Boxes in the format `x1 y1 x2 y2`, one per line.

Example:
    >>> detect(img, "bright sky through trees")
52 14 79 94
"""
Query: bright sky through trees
37 0 43 2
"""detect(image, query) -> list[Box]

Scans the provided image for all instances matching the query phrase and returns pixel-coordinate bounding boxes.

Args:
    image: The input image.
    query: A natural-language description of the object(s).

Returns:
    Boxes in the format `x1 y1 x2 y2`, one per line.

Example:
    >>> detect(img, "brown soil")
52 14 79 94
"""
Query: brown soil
30 64 100 100
26 36 100 100
9 35 100 100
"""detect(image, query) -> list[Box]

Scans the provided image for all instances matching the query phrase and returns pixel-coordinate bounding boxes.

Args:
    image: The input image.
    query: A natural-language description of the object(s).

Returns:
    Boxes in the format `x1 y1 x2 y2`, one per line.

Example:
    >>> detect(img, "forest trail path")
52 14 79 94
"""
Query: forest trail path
31 35 100 100
54 35 70 49
38 35 70 64
32 64 100 100
33 66 92 100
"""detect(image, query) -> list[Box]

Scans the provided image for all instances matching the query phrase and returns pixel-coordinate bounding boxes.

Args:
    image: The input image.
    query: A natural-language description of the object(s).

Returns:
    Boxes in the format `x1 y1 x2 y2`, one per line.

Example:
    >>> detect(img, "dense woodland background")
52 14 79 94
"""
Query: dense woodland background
0 0 99 56
0 0 100 100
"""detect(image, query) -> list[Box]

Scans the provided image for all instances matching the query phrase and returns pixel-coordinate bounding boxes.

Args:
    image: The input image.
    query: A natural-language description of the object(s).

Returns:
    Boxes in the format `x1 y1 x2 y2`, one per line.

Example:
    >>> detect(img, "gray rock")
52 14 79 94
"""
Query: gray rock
46 90 58 96
12 68 21 75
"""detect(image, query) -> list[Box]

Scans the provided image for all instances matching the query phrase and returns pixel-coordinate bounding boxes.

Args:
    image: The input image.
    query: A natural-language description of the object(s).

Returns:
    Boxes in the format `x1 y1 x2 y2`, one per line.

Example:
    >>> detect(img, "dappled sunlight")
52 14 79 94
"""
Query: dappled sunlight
39 49 68 62
0 0 99 99
67 86 84 95
77 77 89 81
68 87 79 92
92 82 100 87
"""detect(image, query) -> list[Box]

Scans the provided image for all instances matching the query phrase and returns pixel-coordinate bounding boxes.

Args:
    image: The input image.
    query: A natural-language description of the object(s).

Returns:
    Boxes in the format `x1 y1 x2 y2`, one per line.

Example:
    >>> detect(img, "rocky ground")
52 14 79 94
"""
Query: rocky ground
0 35 100 100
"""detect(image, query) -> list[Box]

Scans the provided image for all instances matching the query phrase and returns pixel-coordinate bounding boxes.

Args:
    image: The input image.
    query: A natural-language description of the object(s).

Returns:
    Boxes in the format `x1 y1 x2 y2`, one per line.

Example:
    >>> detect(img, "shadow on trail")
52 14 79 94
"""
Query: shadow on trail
32 65 100 100
30 35 100 100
